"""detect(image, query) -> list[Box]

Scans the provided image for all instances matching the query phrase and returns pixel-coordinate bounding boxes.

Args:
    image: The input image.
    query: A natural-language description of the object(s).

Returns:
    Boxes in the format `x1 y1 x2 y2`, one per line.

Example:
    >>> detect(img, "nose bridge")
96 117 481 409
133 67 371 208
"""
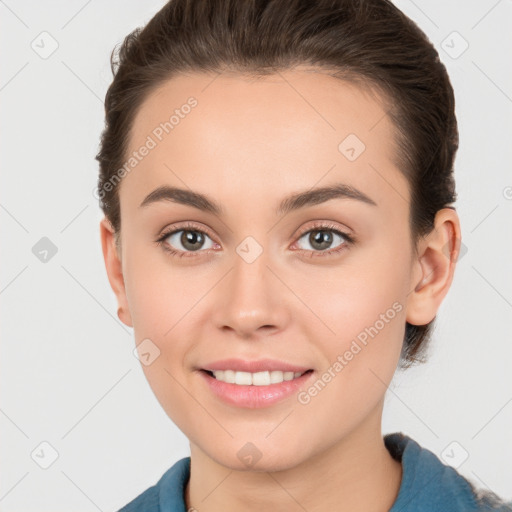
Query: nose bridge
213 235 288 335
231 236 272 307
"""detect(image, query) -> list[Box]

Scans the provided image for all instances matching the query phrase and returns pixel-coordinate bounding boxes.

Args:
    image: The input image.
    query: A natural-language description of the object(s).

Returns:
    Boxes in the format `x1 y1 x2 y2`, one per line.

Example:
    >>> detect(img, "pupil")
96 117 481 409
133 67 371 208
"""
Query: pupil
311 230 332 250
182 230 203 251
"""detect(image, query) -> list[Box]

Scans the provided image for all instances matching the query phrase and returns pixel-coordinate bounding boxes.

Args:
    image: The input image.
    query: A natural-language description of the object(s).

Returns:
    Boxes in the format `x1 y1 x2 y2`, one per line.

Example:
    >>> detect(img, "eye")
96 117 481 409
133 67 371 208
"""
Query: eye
166 230 215 251
292 222 355 257
156 222 218 257
155 220 355 259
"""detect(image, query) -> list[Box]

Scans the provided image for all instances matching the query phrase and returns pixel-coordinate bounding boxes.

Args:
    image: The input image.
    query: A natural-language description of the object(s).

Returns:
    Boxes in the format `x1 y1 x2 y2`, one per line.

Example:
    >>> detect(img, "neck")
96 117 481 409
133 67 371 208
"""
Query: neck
184 402 403 512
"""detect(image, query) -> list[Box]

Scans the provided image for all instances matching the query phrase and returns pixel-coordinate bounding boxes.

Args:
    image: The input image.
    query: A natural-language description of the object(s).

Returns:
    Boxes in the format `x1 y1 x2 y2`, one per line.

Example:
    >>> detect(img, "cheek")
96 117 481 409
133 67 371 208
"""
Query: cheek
290 241 410 382
294 252 409 342
123 249 202 426
123 240 196 335
123 244 214 382
292 264 407 432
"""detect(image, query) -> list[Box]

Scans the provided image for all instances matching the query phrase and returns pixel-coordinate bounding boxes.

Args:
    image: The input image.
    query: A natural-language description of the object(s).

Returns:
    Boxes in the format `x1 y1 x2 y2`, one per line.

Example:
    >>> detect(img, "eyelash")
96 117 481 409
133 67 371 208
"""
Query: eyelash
155 220 356 259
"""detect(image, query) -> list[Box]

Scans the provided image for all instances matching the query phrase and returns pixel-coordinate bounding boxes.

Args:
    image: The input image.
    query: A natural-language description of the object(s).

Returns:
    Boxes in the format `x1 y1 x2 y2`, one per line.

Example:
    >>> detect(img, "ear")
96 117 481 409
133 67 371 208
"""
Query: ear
99 217 133 327
406 208 461 326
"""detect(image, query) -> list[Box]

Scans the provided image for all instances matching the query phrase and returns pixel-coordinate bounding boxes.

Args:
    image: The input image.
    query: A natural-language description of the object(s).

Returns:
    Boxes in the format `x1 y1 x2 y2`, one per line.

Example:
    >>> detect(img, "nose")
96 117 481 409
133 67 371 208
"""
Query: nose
211 243 291 339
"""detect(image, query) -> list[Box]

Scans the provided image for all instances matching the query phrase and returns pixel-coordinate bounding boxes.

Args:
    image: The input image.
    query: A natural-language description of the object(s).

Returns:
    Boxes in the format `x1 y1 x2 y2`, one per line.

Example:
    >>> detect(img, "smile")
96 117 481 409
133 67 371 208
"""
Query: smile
206 369 310 386
199 369 315 408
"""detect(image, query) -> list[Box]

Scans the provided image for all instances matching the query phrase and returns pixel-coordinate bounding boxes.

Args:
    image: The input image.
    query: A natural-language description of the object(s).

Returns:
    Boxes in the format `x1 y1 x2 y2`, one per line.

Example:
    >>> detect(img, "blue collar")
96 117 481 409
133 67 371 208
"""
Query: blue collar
129 432 508 512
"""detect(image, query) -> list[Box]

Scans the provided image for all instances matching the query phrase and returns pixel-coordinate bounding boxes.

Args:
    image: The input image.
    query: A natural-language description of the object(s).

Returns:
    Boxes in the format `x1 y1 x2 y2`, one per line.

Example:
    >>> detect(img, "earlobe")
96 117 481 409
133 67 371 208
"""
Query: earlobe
405 208 461 326
99 217 133 327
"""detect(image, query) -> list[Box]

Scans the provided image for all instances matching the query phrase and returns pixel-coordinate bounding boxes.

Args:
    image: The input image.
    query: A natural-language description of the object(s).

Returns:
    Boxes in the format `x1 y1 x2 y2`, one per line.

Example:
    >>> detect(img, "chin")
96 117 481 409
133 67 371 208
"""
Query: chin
209 444 307 474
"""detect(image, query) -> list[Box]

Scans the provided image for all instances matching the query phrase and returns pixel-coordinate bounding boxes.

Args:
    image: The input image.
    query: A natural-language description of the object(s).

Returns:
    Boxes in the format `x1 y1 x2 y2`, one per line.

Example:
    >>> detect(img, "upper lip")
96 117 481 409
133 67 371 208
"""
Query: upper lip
200 358 312 373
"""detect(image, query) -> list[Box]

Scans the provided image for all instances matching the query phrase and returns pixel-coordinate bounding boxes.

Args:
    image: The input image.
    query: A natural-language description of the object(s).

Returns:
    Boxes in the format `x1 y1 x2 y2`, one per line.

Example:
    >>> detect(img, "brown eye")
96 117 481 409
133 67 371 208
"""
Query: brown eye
296 229 348 252
161 229 215 252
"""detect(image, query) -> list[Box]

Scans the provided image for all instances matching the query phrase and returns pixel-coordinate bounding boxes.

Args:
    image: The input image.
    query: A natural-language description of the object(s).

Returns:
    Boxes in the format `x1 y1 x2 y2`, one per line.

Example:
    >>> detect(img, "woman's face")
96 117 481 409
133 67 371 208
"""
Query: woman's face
104 68 425 470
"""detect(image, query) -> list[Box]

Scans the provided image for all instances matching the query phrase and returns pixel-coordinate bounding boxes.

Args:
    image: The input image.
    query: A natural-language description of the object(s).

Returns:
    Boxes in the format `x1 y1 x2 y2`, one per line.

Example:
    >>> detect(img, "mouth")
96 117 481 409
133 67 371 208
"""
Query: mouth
200 368 314 386
198 367 316 408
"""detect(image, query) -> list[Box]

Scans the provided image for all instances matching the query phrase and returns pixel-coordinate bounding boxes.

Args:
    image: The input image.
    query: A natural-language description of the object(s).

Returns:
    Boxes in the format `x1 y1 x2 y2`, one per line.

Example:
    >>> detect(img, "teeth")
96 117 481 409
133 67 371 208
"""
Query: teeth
211 370 304 385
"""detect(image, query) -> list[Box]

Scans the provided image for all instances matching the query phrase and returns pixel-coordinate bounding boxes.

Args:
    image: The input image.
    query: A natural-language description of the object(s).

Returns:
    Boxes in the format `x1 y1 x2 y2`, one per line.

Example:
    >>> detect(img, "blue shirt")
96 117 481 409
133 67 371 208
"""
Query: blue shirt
117 432 512 511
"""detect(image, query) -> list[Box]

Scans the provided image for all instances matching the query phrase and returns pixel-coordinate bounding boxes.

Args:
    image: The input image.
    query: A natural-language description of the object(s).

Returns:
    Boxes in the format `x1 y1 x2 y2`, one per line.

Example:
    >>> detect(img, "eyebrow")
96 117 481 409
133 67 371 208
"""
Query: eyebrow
139 183 377 216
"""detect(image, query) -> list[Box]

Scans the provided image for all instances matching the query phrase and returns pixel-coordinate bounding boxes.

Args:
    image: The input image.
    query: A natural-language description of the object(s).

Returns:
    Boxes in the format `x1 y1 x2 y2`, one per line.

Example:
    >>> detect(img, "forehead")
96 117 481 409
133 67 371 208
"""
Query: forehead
122 67 408 217
129 67 394 153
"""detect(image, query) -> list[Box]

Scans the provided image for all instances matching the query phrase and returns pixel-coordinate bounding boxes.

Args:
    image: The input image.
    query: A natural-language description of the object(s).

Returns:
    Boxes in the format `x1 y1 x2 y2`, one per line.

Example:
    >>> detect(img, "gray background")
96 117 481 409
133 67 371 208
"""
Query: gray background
1 0 511 510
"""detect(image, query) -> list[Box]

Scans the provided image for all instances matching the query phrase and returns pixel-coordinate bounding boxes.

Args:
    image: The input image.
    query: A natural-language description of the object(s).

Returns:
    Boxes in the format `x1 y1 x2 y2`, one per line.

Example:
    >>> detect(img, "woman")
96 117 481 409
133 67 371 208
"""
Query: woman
96 0 512 510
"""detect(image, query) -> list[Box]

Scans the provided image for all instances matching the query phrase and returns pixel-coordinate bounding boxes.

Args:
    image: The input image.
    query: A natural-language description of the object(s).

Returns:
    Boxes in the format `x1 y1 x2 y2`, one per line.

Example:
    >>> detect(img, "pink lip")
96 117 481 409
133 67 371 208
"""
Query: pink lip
201 358 311 373
198 369 315 409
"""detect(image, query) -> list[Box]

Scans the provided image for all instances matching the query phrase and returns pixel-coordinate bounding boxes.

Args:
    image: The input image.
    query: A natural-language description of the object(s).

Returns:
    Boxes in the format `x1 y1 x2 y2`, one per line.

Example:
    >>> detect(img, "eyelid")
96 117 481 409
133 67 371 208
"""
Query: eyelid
156 219 355 257
157 220 218 243
293 219 354 240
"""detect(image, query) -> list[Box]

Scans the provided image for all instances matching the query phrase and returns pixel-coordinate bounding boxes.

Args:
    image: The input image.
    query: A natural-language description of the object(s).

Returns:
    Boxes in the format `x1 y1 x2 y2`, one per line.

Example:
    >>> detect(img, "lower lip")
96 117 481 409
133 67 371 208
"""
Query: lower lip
198 370 314 409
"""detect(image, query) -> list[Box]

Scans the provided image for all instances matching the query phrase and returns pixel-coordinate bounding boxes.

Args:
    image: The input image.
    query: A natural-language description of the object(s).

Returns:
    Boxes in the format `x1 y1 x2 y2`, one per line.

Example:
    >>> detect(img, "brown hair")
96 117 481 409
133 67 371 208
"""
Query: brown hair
96 0 458 368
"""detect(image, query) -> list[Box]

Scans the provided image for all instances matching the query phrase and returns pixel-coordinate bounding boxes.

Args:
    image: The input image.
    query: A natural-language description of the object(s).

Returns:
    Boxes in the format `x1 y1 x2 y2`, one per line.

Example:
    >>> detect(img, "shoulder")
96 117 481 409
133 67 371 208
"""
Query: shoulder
116 457 191 512
117 485 159 512
385 432 512 512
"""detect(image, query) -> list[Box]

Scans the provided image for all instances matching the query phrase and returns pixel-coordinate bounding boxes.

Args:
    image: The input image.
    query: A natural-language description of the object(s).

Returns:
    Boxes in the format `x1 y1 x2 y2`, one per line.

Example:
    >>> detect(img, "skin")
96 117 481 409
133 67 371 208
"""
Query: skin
100 67 461 512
